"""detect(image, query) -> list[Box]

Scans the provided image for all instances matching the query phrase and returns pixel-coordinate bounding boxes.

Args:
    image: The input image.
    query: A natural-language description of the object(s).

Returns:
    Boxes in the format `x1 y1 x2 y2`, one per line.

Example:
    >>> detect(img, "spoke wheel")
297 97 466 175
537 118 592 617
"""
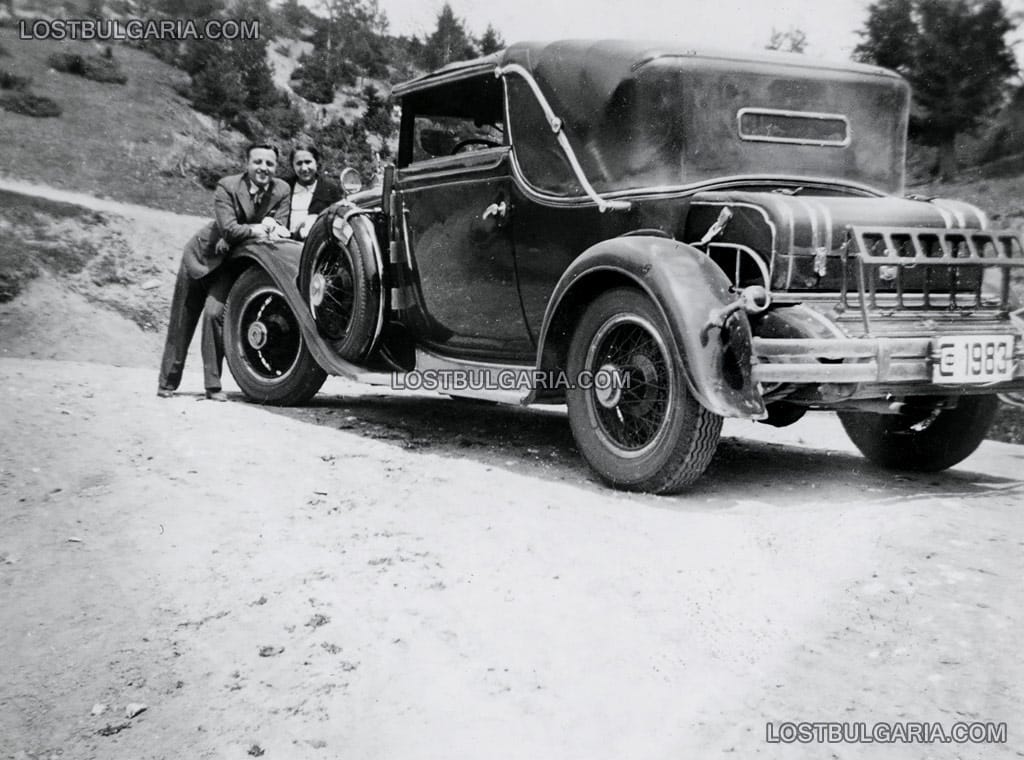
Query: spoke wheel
298 213 382 362
587 315 673 456
225 268 326 405
567 288 722 493
308 239 355 341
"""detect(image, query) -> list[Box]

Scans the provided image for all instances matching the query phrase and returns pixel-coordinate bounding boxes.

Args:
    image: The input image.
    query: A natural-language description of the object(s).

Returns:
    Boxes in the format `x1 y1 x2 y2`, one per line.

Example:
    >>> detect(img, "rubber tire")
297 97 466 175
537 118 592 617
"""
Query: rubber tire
224 268 327 406
566 288 723 494
838 394 999 472
298 212 381 363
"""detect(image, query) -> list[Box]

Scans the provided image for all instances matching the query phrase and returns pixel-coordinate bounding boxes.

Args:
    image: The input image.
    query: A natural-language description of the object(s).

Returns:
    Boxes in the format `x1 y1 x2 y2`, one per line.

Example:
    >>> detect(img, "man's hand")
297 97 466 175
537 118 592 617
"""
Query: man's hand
298 215 316 240
261 217 291 240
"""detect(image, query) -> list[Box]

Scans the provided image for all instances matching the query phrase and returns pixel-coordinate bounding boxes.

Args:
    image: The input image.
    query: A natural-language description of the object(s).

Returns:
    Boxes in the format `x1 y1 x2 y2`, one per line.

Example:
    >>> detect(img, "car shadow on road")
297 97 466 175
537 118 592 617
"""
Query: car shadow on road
254 391 1021 508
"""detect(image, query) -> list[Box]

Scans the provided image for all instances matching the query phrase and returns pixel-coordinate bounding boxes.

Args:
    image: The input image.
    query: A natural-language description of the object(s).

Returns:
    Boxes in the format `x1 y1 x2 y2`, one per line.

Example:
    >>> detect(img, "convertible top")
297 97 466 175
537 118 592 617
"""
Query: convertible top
394 40 910 195
392 39 901 98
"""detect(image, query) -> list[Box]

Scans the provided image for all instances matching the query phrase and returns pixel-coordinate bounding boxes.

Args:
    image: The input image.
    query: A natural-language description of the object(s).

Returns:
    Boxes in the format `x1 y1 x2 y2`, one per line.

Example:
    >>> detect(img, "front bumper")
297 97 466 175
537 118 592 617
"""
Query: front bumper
752 334 1024 387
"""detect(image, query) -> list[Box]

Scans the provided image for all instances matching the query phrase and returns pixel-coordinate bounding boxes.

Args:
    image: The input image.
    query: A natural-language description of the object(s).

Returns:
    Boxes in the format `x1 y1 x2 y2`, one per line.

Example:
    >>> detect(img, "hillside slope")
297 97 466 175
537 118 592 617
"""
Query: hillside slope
0 183 206 368
0 26 242 216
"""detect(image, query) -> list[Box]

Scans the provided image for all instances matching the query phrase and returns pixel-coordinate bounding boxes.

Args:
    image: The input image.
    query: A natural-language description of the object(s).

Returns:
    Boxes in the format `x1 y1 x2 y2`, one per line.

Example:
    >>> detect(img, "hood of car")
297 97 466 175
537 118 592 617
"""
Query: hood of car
683 190 989 291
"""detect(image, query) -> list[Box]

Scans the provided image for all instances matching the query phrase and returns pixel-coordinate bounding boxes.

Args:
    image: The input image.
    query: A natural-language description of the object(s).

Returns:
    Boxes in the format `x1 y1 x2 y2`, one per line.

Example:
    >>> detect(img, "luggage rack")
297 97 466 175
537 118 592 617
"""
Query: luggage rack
836 226 1024 334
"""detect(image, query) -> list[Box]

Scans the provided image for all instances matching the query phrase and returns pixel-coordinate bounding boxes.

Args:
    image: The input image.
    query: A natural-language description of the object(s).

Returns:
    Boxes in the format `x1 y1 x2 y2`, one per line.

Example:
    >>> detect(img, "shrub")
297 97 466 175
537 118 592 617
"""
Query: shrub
254 101 306 140
360 84 395 139
290 50 356 104
194 161 237 190
0 92 62 118
291 75 334 105
0 69 30 91
229 112 264 140
310 117 377 182
47 52 127 85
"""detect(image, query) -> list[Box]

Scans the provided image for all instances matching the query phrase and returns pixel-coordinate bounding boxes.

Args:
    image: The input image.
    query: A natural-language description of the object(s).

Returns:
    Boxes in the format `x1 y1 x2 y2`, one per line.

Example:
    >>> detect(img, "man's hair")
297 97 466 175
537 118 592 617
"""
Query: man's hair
245 142 279 159
289 142 322 165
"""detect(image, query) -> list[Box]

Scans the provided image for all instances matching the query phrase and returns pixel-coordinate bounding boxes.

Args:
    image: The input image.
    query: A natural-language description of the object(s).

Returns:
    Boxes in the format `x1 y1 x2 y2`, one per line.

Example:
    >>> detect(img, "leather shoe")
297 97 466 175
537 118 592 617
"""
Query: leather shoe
205 390 228 402
157 389 174 398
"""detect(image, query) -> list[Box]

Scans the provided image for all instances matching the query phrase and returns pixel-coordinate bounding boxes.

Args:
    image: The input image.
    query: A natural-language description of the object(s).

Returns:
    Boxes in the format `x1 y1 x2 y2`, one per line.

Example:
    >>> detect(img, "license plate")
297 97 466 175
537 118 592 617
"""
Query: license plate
933 335 1016 384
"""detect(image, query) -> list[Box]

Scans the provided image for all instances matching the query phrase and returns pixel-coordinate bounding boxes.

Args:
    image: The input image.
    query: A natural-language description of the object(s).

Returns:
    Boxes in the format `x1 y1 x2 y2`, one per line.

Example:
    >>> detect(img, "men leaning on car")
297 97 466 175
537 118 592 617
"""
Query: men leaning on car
156 142 291 401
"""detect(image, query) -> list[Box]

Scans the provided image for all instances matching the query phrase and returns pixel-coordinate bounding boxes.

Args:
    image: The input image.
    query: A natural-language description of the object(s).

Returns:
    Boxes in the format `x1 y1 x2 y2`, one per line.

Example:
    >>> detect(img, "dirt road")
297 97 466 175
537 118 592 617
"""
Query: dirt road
2 357 1022 760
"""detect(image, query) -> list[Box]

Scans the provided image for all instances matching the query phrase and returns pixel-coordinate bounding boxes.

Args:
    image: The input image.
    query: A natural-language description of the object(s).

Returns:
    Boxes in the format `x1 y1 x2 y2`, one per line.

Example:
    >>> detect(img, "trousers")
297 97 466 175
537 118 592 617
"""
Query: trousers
157 262 232 392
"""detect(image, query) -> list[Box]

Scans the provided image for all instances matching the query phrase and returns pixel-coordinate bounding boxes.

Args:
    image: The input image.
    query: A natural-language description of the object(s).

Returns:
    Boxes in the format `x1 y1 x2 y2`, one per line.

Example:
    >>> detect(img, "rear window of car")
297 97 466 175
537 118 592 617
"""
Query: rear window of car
737 108 849 147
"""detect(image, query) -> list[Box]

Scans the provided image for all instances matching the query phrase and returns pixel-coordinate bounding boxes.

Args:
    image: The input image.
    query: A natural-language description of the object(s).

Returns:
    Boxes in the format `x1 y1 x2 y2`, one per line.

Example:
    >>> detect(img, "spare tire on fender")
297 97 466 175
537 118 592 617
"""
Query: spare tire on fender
298 209 383 363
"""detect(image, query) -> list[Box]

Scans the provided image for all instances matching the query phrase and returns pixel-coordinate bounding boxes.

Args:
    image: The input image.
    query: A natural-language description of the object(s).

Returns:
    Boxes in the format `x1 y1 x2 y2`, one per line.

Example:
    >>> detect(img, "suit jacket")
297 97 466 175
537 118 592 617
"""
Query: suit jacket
288 175 344 238
182 173 291 279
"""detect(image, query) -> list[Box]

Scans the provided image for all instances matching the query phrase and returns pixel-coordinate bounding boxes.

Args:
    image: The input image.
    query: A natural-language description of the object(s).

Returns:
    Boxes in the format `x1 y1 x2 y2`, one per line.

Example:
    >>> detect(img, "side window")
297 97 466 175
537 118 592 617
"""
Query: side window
399 75 506 166
505 77 579 195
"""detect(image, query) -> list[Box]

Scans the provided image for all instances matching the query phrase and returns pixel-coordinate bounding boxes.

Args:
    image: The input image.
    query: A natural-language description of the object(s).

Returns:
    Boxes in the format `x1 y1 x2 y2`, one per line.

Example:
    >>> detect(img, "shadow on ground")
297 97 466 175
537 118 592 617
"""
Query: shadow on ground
249 390 1021 508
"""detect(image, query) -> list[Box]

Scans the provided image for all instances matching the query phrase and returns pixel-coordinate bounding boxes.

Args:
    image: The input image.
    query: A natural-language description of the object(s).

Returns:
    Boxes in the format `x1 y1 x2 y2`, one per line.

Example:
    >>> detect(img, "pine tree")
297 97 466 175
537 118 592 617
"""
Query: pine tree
854 0 1017 178
478 24 505 55
423 3 477 69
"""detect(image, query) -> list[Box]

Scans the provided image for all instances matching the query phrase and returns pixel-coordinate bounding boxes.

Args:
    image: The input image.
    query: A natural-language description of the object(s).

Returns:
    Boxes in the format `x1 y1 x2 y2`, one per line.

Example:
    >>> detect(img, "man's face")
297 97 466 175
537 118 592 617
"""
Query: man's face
292 150 318 186
246 148 277 188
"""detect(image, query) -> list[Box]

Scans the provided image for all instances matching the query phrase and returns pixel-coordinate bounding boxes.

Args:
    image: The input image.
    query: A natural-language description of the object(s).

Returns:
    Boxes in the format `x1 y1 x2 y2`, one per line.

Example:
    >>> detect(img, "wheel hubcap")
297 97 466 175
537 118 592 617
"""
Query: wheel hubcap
247 321 268 350
309 273 326 308
594 363 623 408
239 288 301 380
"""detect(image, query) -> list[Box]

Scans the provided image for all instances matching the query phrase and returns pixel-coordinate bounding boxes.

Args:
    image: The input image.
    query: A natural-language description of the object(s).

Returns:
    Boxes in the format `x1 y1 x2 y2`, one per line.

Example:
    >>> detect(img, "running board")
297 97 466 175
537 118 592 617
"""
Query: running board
399 349 535 405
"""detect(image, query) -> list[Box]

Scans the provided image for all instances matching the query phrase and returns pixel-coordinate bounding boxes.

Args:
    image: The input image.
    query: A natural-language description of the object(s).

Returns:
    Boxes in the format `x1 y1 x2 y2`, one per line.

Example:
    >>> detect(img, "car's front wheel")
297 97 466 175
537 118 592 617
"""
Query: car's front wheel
838 394 998 471
224 268 327 405
566 288 722 493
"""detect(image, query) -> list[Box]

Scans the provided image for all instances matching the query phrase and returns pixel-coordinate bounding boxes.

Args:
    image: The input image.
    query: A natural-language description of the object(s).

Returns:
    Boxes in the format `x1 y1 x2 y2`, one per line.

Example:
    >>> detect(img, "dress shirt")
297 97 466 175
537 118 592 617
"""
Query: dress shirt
290 180 317 235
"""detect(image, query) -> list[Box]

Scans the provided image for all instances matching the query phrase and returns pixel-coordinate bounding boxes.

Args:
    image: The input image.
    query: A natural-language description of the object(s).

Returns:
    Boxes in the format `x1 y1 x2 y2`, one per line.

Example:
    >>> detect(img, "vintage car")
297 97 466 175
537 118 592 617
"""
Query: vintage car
218 39 1024 494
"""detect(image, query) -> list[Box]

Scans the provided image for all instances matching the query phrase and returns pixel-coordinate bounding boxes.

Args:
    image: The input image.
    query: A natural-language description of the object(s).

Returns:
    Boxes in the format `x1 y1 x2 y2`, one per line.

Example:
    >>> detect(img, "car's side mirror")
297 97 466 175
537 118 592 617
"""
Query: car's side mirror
340 167 362 195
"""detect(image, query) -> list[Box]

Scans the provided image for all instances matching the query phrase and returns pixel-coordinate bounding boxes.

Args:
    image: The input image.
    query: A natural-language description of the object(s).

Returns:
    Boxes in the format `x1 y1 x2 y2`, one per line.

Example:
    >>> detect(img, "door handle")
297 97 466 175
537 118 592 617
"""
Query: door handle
482 201 507 220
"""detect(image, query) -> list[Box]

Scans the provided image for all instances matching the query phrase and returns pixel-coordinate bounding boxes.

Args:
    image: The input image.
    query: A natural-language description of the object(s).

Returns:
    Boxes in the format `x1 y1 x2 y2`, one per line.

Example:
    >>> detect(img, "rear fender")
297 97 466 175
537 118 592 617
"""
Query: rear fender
536 236 766 418
226 239 390 382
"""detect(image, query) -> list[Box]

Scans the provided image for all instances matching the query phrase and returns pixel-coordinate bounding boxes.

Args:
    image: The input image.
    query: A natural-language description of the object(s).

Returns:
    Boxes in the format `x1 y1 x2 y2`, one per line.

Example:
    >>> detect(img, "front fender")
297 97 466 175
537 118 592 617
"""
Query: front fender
537 236 766 419
226 239 388 382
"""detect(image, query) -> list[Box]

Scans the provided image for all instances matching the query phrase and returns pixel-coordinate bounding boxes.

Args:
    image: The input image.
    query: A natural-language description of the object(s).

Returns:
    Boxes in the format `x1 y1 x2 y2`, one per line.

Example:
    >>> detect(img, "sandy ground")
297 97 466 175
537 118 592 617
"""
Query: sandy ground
1 179 1023 759
1 357 1023 760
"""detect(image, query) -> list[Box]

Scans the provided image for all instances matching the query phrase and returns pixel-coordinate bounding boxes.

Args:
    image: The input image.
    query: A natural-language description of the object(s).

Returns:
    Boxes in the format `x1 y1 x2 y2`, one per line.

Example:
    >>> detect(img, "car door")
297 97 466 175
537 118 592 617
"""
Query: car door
395 75 534 362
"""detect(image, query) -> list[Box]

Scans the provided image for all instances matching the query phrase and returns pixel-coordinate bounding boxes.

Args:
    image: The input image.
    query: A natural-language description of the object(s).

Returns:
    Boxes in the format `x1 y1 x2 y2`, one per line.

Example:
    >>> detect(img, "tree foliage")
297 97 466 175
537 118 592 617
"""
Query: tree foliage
423 3 478 69
291 49 357 103
360 84 395 139
765 27 807 54
854 0 1017 177
478 24 505 55
309 116 377 181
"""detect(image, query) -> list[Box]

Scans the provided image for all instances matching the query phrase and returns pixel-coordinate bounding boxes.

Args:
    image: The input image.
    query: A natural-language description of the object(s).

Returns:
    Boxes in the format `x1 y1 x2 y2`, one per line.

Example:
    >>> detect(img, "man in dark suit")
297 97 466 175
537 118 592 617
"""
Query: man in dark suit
157 142 291 400
287 142 344 240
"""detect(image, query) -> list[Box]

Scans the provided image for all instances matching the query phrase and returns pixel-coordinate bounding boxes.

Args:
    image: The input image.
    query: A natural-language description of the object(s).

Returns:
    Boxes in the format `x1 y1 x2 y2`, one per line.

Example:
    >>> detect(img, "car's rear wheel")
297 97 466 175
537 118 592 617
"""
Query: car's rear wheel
298 213 381 362
224 268 326 405
566 288 722 493
838 394 998 471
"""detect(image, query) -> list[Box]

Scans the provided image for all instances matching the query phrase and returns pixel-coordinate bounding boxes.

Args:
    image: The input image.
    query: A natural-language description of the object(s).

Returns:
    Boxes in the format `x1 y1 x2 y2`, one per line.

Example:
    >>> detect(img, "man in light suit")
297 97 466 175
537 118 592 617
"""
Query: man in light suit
157 142 291 400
